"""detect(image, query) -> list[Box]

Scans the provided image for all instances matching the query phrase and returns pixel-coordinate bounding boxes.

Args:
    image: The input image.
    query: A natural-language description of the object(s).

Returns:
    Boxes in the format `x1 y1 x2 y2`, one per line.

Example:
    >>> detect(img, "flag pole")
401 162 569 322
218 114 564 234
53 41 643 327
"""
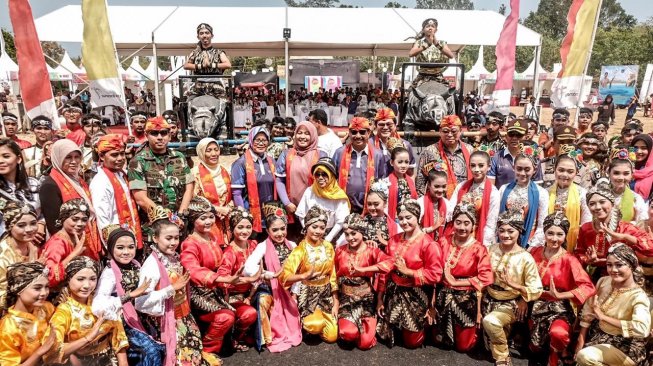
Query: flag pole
574 0 603 126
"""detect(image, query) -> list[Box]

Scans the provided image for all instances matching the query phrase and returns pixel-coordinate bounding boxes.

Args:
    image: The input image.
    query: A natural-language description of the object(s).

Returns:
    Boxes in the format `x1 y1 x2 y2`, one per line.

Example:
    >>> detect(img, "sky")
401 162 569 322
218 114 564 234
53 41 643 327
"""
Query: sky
1 0 652 57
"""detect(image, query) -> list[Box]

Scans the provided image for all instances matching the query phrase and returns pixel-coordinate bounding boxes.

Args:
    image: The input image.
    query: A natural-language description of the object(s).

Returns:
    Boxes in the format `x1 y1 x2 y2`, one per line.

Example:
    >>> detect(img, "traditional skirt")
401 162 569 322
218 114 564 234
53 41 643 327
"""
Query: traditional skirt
74 346 115 366
176 313 221 366
338 277 375 333
435 286 479 347
297 283 333 318
377 281 429 346
189 286 234 315
529 298 575 349
252 284 273 351
124 323 166 366
585 320 648 365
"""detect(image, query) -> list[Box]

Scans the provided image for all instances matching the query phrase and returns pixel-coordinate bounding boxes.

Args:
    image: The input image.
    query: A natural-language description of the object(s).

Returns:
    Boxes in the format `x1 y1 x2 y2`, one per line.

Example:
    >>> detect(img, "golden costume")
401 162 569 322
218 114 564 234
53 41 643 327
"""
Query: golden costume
0 302 54 365
0 238 38 310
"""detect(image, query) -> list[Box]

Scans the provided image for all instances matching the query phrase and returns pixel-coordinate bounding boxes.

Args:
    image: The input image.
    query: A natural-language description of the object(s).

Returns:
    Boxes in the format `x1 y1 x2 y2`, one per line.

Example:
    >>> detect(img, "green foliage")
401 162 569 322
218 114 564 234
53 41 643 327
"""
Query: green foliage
285 0 340 7
415 0 474 10
1 28 16 61
385 2 407 8
498 3 506 15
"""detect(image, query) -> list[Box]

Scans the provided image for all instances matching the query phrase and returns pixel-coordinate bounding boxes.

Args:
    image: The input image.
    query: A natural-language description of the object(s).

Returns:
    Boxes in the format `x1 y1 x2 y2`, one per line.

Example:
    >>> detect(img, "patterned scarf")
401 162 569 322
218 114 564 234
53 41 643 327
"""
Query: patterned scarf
500 181 540 248
245 151 278 232
388 172 417 222
286 121 320 207
548 183 581 252
618 187 635 222
456 178 492 243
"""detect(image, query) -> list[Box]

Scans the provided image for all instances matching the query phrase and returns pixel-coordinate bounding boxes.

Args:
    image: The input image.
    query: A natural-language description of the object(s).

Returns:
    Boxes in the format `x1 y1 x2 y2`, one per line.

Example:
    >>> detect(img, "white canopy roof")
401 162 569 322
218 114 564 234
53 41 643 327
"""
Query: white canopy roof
520 54 548 79
123 57 148 81
466 45 491 80
34 6 542 57
0 36 18 80
58 51 82 74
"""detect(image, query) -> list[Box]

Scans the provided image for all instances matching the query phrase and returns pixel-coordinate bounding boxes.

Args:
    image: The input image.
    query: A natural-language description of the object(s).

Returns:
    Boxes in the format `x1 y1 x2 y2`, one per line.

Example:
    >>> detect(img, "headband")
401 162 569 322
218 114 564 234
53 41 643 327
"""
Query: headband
543 212 570 234
197 23 213 35
349 117 371 130
497 210 525 234
368 179 389 202
96 133 125 154
187 196 216 224
397 198 421 219
304 206 328 227
608 243 644 286
145 116 171 132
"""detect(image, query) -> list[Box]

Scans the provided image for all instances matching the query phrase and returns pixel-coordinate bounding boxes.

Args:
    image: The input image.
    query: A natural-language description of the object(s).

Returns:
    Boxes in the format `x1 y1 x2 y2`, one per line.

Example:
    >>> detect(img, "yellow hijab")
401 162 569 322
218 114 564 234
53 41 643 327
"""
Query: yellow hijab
312 166 350 208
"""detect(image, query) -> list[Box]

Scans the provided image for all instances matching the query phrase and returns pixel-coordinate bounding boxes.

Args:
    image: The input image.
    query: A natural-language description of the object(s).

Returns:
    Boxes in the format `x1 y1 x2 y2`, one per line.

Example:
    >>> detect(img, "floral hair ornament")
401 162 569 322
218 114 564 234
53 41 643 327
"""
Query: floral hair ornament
421 158 447 177
228 207 254 231
263 202 288 225
609 147 636 165
147 205 184 228
368 178 390 201
478 144 496 157
519 143 539 166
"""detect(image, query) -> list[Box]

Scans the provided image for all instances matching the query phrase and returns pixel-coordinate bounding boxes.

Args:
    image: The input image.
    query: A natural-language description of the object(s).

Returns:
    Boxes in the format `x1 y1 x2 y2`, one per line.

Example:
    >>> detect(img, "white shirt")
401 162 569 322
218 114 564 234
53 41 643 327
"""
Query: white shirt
352 145 370 169
134 254 175 317
496 183 550 248
92 266 125 321
23 145 44 178
317 129 343 160
296 187 350 243
89 168 136 235
449 180 501 246
243 240 301 294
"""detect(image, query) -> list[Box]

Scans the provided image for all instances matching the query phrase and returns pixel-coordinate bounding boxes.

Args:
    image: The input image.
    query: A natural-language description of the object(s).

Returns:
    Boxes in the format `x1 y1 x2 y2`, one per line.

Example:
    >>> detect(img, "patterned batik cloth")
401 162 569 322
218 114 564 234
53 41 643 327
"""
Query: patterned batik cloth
529 298 575 349
435 287 478 348
585 319 648 365
376 281 429 347
337 276 375 333
297 283 333 319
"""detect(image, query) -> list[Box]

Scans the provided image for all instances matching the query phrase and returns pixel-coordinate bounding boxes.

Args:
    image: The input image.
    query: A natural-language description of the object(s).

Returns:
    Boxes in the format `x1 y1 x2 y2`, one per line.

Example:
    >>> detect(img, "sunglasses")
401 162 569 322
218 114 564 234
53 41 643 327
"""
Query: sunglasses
314 171 329 178
148 130 169 137
350 130 368 136
507 131 524 138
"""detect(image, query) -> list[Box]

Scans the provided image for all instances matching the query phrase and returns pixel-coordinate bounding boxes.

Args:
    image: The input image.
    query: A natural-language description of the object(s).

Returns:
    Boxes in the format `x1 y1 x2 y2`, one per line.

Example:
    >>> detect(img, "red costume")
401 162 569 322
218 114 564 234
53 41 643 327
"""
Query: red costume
42 231 98 288
334 244 392 350
10 136 32 149
377 233 442 348
64 126 87 146
530 247 596 366
216 240 258 342
436 237 493 352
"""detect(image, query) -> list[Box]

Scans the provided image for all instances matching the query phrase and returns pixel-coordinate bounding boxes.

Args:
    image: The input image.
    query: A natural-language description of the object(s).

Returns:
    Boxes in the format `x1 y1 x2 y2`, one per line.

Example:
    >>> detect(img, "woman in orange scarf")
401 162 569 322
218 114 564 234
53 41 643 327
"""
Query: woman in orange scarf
193 137 234 246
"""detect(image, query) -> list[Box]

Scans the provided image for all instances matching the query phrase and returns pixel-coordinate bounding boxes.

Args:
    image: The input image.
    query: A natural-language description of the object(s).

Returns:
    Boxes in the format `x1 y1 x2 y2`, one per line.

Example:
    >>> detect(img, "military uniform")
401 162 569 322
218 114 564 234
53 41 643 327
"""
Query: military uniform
128 146 193 240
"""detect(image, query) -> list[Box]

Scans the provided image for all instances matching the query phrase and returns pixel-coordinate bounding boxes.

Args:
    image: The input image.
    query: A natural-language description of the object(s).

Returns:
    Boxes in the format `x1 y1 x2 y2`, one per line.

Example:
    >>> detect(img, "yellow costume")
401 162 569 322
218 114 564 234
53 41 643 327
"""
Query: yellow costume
0 238 38 310
279 239 338 342
576 276 651 366
0 302 54 365
46 296 128 364
482 244 542 363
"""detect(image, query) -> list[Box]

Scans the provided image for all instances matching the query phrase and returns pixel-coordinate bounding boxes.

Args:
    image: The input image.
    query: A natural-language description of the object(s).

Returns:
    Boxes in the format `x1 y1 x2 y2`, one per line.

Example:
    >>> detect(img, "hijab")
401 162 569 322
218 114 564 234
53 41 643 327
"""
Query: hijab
631 134 653 199
311 165 350 208
196 137 220 169
51 139 94 209
286 121 320 205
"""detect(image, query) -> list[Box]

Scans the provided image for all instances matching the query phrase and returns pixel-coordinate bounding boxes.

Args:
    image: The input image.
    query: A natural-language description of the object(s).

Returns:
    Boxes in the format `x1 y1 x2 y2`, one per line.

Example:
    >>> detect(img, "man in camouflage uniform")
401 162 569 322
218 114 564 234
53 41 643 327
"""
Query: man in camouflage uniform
128 116 194 242
540 125 581 189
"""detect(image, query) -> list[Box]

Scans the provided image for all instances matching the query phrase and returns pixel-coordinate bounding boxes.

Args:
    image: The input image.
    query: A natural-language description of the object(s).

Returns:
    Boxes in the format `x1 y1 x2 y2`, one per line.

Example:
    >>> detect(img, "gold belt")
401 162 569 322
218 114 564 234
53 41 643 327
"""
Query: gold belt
340 281 372 298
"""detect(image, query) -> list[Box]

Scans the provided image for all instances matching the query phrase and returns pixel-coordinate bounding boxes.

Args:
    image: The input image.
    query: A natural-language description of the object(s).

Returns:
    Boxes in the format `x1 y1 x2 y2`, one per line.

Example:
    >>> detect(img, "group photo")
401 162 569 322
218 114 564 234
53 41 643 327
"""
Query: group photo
0 0 652 365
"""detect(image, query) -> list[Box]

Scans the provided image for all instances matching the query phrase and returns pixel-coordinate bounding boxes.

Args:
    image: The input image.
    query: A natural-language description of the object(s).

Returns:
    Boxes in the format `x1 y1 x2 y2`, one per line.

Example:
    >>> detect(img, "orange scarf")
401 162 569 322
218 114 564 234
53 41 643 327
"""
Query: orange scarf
198 163 231 245
388 172 417 221
50 169 101 259
245 152 277 232
103 167 143 249
437 140 471 199
338 142 376 212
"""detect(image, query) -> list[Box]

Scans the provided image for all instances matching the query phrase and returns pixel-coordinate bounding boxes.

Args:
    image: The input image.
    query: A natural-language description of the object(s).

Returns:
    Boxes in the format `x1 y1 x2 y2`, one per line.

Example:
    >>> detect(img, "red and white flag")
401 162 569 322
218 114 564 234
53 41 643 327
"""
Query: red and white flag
485 0 520 115
8 0 58 121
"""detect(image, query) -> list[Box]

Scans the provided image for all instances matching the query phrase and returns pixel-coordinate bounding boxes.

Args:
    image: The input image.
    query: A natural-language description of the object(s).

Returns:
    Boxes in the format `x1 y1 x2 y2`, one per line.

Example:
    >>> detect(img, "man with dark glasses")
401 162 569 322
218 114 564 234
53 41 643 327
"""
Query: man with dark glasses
128 116 194 242
333 117 386 213
488 119 543 188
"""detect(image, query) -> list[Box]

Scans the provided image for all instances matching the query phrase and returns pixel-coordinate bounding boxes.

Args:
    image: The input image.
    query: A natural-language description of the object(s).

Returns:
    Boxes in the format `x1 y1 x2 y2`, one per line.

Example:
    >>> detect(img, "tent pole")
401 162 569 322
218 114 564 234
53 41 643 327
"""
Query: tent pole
533 44 541 123
372 52 376 89
152 32 161 116
285 6 289 117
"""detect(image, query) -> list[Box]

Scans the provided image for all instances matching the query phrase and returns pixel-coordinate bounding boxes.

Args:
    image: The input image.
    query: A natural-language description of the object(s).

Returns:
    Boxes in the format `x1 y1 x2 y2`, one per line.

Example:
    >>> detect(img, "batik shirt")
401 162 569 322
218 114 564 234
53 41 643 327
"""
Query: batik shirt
413 39 449 75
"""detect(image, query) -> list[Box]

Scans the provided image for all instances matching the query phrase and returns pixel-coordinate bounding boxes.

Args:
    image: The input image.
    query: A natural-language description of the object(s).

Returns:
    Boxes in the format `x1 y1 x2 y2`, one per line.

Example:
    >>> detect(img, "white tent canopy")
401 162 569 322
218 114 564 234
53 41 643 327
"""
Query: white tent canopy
34 6 542 57
520 55 548 79
466 45 491 80
58 51 82 74
0 36 18 81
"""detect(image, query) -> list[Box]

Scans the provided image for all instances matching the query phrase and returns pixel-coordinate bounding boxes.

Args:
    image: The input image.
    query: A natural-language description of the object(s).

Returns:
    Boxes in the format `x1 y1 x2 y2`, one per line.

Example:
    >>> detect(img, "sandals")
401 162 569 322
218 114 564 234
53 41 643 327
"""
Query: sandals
232 341 249 352
495 358 513 366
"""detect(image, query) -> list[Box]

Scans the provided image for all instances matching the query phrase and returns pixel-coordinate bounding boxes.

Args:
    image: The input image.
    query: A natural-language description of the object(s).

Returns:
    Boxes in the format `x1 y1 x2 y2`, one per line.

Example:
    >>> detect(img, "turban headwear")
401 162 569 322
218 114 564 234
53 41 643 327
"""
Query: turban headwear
543 212 571 234
397 198 421 219
440 115 462 128
374 108 396 122
349 117 371 131
96 133 126 154
145 116 171 132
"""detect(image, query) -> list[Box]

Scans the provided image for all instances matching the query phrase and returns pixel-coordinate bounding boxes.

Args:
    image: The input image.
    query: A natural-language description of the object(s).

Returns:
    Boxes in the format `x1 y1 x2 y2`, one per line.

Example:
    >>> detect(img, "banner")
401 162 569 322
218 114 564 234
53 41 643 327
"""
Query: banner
322 76 342 91
305 76 322 93
8 0 58 121
82 0 126 109
598 65 639 105
485 0 519 114
551 0 602 108
639 64 653 102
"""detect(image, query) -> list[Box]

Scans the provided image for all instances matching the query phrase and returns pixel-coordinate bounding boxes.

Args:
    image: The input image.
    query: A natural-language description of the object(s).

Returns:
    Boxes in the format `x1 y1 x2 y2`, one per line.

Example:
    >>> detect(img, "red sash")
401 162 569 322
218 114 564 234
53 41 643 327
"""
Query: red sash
388 172 417 221
338 143 375 212
456 178 492 243
421 194 447 241
102 167 143 249
50 169 101 259
437 141 471 199
245 152 278 232
198 164 231 245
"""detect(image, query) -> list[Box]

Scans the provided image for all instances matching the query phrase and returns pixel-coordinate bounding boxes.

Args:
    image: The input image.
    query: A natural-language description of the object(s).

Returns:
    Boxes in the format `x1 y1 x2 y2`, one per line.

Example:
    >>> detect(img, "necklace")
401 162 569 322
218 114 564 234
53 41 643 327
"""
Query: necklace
537 248 564 278
346 245 365 275
599 286 638 314
445 237 474 270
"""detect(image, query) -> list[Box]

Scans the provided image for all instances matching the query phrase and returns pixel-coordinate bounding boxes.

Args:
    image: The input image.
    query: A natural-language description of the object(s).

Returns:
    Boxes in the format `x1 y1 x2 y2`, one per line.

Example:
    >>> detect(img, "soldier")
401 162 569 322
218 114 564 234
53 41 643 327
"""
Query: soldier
540 125 580 189
128 116 194 243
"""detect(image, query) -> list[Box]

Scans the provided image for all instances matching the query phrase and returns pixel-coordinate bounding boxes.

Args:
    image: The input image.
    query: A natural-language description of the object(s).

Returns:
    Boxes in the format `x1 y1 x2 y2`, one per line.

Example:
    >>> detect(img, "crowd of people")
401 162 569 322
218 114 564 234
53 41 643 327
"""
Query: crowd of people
0 96 652 366
0 18 652 366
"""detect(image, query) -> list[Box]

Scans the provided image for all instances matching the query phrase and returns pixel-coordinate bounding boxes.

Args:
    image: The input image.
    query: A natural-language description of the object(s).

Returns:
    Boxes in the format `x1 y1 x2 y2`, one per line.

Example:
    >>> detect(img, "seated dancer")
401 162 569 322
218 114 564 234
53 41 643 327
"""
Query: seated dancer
216 207 260 351
242 204 302 352
279 206 338 343
496 145 549 248
0 262 55 365
363 180 401 251
574 183 653 282
42 198 98 293
333 117 387 214
46 256 129 365
377 199 442 349
407 18 454 87
575 245 651 366
192 138 234 246
435 202 493 352
0 203 39 311
529 213 595 366
547 153 592 253
135 206 220 366
482 210 543 366
449 150 500 245
418 168 452 241
415 115 472 198
296 157 350 243
92 225 165 366
180 198 253 357
335 213 392 350
383 143 418 223
605 148 649 222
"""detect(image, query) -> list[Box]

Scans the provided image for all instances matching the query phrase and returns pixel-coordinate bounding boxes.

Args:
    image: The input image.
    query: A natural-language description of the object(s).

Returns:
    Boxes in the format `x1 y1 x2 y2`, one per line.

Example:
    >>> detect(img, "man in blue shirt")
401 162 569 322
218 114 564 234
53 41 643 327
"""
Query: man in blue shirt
488 119 542 189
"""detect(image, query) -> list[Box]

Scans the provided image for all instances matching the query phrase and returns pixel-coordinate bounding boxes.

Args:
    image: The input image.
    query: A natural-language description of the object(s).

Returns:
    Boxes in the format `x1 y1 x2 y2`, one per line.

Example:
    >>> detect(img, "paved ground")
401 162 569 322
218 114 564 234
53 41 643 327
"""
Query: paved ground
220 339 532 366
